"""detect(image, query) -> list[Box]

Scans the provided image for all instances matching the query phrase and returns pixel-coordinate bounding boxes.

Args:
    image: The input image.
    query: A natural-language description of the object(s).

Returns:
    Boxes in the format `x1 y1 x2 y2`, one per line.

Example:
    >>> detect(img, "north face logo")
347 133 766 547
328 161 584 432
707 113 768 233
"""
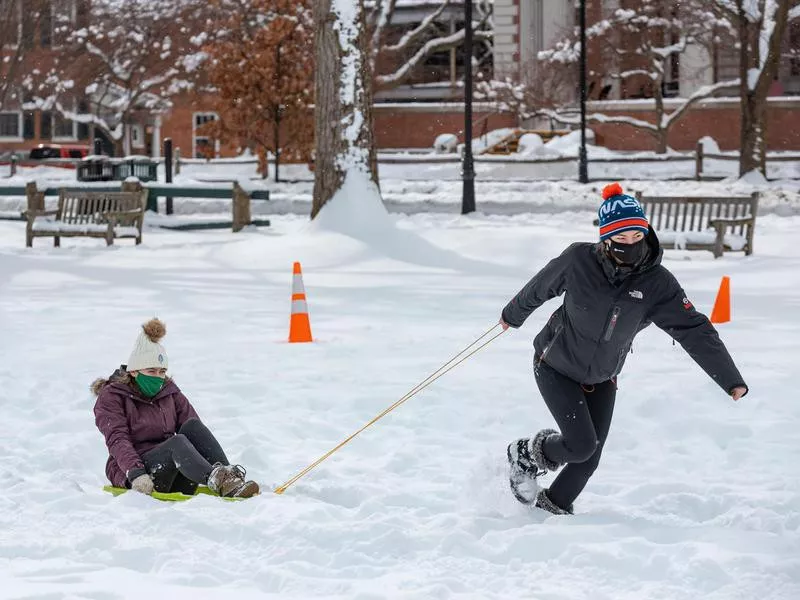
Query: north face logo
629 290 644 300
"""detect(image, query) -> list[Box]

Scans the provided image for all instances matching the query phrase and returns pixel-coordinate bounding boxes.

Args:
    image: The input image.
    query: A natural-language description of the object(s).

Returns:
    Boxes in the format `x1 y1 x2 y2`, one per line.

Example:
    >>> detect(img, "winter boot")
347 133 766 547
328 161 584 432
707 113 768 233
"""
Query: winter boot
535 489 573 515
506 428 561 504
207 464 260 498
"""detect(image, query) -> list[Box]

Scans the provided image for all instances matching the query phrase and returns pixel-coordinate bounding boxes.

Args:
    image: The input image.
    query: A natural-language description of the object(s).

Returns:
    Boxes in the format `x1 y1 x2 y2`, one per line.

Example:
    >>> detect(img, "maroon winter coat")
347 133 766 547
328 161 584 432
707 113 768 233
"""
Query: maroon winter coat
93 373 199 488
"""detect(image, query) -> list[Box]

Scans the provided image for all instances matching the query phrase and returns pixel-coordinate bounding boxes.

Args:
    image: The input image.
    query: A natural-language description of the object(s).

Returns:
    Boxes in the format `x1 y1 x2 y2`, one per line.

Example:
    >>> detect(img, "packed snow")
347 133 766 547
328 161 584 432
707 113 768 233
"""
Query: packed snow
1 180 799 598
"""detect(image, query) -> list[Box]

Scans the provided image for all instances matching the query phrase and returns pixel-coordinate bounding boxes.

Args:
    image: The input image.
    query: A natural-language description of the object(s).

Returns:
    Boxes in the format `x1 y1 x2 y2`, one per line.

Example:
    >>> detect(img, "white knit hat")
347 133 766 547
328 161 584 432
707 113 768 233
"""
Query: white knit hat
127 318 169 372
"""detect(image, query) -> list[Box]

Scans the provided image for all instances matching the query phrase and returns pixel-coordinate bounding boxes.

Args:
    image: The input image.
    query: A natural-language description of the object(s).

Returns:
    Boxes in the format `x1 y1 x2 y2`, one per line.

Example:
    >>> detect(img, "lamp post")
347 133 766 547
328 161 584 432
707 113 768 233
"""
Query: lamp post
578 0 588 183
461 0 476 214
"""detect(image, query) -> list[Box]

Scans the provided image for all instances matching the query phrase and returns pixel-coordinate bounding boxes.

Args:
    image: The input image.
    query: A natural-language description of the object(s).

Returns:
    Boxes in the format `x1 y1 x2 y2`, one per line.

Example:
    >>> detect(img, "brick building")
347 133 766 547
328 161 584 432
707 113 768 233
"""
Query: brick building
2 0 799 158
493 0 800 151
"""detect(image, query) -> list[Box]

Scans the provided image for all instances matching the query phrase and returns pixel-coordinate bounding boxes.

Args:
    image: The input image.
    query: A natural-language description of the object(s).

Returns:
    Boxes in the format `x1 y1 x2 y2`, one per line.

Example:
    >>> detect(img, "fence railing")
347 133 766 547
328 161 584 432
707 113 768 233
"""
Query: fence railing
4 142 800 181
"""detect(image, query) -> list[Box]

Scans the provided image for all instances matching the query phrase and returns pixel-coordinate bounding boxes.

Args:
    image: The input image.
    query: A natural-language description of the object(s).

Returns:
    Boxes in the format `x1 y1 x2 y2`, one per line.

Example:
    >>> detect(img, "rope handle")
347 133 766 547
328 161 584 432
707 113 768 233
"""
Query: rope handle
274 323 506 494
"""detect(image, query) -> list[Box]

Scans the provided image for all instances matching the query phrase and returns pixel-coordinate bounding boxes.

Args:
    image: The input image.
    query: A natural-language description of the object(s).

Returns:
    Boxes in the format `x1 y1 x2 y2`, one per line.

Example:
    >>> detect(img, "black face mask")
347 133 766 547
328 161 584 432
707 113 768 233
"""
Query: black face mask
608 238 647 266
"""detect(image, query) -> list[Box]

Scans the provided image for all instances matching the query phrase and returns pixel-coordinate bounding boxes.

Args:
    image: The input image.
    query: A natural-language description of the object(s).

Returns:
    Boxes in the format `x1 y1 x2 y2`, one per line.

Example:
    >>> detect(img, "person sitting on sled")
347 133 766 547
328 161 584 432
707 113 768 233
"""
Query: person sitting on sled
92 318 259 498
501 183 748 515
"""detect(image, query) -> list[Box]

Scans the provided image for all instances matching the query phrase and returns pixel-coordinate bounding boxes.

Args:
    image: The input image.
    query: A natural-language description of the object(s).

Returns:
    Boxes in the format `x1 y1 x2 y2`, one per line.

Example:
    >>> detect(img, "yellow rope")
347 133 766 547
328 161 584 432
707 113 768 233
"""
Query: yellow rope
273 323 506 494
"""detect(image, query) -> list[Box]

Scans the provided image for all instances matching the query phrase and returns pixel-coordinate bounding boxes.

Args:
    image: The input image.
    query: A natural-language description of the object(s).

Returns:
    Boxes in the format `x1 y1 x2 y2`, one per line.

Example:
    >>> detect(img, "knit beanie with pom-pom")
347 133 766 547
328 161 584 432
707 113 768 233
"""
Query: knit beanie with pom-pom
597 182 649 241
127 318 168 372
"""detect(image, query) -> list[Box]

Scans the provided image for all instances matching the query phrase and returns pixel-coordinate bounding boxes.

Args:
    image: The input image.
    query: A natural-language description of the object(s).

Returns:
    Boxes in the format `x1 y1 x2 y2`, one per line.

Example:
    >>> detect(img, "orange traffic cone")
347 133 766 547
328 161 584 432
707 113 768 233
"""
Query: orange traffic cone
710 276 731 324
289 262 313 343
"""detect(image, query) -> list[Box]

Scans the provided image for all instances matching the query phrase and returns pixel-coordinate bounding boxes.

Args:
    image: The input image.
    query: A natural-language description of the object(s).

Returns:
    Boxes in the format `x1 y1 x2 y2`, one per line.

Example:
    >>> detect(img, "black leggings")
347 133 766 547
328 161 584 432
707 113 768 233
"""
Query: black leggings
142 418 229 494
534 361 616 510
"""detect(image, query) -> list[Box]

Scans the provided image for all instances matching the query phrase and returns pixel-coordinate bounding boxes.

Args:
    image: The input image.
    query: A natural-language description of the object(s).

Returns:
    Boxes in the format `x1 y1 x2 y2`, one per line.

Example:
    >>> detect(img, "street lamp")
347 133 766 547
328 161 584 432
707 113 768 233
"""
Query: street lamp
461 0 476 214
578 0 588 183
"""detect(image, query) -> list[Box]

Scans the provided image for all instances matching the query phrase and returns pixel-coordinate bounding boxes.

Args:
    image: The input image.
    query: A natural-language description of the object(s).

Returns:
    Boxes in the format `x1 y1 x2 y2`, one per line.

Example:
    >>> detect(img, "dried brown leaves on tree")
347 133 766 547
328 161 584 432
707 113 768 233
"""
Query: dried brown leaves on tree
205 0 314 179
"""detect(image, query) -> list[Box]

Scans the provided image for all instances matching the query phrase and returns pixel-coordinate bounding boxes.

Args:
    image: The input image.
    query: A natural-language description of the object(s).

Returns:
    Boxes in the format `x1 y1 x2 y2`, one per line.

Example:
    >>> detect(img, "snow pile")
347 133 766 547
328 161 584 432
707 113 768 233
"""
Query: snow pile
309 171 392 239
699 136 722 155
516 133 562 158
433 133 458 153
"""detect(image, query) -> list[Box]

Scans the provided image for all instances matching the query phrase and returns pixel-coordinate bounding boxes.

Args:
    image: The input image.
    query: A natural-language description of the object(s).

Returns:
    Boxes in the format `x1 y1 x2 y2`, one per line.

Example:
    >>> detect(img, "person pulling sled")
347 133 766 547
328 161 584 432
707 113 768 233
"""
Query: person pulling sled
500 184 748 515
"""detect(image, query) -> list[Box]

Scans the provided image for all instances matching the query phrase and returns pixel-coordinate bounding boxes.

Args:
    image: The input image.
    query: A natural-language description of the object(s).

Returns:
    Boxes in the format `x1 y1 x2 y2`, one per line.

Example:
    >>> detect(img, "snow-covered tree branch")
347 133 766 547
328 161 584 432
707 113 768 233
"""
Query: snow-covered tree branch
376 25 492 87
27 0 209 155
713 0 791 175
368 0 493 90
538 0 739 153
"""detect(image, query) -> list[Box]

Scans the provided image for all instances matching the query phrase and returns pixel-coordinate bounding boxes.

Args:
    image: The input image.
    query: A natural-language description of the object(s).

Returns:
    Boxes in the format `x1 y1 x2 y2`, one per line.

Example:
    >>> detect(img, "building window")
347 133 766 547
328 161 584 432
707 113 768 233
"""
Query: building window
48 0 76 48
21 3 36 50
0 0 20 47
40 111 52 139
193 112 218 158
53 113 76 139
23 111 35 139
77 100 89 140
130 124 145 149
0 111 22 138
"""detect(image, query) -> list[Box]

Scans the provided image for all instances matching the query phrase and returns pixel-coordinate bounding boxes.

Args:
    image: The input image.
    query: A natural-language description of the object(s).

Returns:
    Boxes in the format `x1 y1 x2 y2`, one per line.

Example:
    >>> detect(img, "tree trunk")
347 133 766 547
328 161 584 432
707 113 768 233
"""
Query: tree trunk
653 79 667 154
738 0 790 176
274 45 281 183
311 0 379 219
274 106 281 183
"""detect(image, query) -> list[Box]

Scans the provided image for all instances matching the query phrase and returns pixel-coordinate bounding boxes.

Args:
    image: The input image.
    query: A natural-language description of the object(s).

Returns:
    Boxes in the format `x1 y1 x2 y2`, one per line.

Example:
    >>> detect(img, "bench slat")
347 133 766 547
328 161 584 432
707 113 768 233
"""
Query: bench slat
637 192 759 258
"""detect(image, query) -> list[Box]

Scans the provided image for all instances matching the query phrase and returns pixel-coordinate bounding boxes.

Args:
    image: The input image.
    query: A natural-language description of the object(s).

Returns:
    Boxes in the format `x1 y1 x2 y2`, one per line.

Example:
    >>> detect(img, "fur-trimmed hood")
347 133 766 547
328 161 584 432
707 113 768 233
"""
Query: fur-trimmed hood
91 366 132 397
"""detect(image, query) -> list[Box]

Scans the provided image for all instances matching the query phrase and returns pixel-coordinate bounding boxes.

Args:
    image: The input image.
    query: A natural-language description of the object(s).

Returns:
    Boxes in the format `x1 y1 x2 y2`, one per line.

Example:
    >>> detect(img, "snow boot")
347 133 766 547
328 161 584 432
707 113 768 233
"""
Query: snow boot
535 489 573 515
507 428 561 504
207 464 260 498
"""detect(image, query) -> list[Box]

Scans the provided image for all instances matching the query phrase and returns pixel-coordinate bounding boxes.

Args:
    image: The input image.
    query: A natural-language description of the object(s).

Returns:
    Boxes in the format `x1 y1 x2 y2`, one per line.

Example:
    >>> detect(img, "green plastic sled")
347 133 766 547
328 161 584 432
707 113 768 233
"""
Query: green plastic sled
103 485 246 502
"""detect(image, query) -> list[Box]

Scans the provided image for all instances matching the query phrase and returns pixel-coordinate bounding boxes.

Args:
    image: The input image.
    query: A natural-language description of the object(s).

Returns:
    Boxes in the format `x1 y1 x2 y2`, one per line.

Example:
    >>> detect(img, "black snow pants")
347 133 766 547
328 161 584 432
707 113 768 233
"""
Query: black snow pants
534 360 616 511
142 418 230 494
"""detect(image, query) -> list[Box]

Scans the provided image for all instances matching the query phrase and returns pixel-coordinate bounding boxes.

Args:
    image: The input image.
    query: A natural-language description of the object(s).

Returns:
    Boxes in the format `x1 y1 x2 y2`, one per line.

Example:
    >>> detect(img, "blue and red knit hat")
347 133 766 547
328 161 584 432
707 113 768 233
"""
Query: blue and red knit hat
597 183 649 241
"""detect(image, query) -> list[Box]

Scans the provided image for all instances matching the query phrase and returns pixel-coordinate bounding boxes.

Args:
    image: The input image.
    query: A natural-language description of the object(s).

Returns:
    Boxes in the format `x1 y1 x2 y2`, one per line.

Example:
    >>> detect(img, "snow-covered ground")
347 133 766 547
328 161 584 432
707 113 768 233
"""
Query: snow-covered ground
1 199 798 598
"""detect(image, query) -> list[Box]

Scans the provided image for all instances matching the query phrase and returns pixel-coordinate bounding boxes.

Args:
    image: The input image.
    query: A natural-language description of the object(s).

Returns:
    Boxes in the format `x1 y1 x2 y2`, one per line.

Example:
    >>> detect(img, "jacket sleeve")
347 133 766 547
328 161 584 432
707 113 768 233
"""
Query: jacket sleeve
649 271 748 396
94 391 144 480
175 390 199 428
501 244 576 328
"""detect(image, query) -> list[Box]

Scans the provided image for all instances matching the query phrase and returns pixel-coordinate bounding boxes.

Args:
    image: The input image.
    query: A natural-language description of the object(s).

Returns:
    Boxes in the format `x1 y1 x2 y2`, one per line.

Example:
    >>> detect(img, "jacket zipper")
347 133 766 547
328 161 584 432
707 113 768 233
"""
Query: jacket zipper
604 306 621 341
540 324 564 363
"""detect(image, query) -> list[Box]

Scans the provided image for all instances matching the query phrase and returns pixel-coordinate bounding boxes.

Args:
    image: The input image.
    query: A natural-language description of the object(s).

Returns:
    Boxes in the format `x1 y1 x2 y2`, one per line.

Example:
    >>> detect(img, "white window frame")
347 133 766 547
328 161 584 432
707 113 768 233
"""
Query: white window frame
192 111 219 158
52 112 78 141
0 110 23 141
130 123 145 149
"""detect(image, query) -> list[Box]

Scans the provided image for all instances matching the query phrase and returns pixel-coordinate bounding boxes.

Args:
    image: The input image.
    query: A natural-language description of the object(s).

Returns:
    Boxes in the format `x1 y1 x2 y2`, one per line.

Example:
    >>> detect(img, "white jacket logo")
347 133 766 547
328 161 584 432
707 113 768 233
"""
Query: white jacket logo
629 290 643 300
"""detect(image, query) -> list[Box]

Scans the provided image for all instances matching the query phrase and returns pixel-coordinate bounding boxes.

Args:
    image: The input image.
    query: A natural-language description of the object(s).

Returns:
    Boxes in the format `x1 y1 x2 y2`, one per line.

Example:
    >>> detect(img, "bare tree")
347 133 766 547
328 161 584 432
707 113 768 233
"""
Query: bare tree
0 0 48 111
312 0 379 219
714 0 792 175
28 0 208 156
475 58 577 124
538 0 740 154
367 0 493 90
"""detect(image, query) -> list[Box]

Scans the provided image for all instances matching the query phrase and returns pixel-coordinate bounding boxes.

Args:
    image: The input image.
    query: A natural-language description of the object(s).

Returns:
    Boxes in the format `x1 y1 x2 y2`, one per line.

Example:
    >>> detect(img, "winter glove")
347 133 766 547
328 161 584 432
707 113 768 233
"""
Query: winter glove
130 473 154 495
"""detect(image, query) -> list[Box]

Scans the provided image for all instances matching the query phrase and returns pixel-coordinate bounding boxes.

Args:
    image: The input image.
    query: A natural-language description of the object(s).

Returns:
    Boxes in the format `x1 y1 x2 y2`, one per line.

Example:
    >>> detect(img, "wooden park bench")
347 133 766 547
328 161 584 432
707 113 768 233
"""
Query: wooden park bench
635 192 759 258
25 189 146 247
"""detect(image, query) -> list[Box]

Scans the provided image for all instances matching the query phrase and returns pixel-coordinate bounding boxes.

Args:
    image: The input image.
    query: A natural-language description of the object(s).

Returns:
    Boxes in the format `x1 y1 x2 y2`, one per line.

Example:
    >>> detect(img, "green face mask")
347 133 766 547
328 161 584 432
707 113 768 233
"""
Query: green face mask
135 373 165 398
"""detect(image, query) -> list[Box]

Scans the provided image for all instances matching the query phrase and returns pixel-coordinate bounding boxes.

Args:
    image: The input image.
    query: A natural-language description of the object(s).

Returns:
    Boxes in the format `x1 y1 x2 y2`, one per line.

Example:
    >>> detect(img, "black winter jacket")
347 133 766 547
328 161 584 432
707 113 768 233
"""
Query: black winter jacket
502 230 747 393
